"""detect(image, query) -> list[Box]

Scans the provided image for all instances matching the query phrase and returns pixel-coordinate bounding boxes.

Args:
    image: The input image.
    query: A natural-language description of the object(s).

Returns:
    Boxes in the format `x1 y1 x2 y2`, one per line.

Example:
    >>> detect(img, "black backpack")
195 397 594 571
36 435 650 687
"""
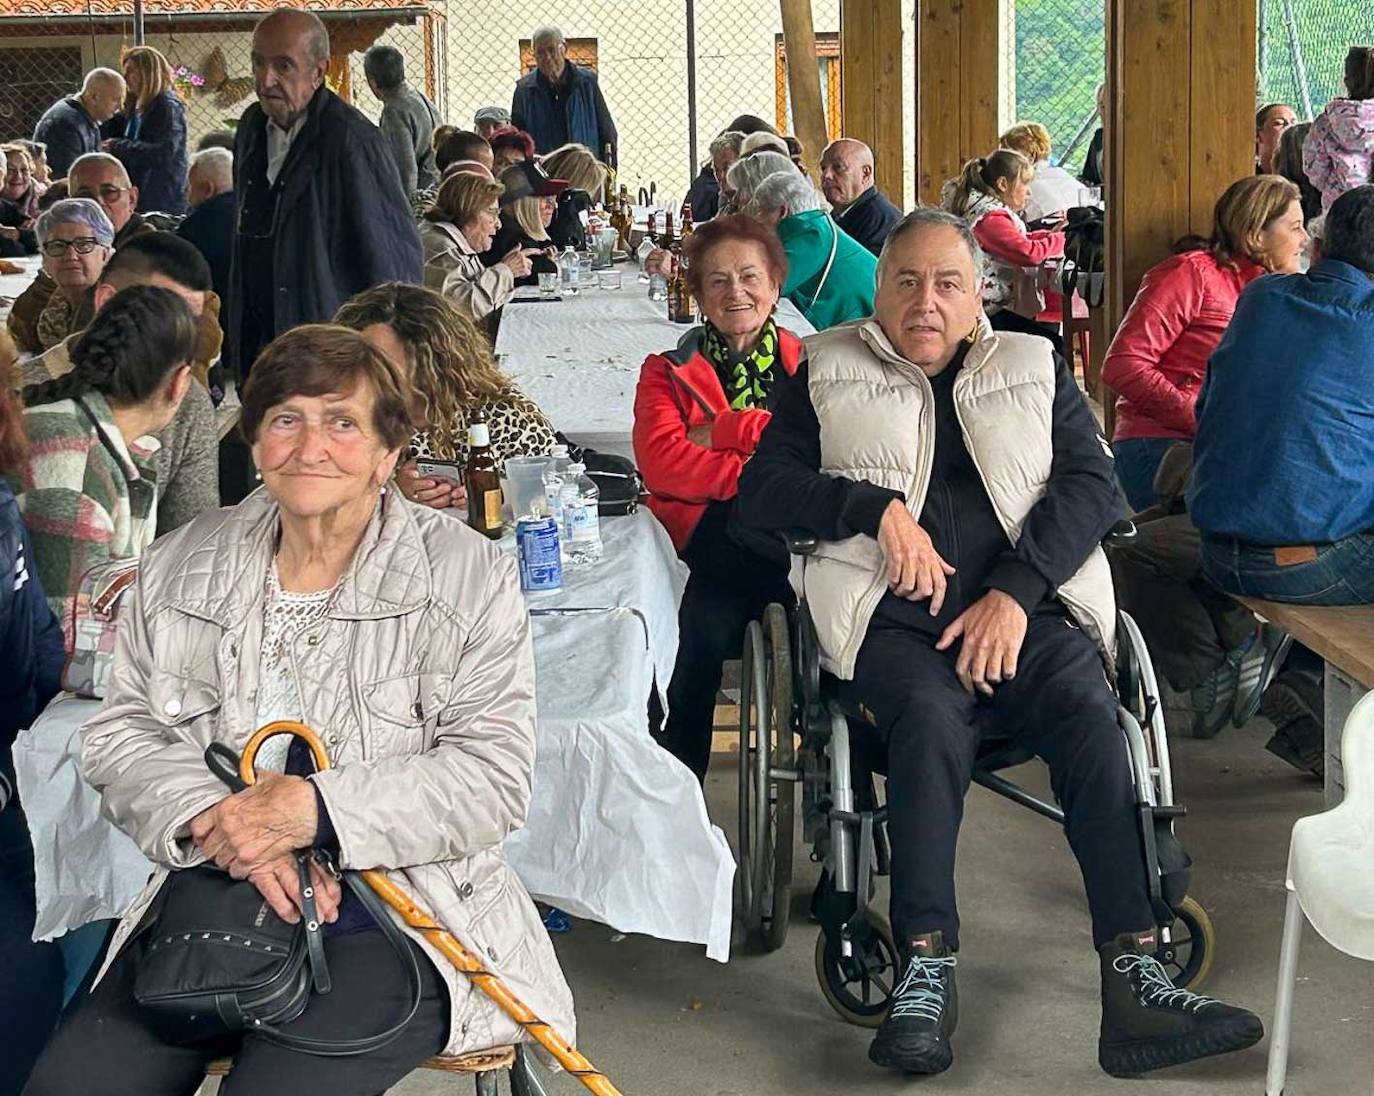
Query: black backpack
1061 206 1106 308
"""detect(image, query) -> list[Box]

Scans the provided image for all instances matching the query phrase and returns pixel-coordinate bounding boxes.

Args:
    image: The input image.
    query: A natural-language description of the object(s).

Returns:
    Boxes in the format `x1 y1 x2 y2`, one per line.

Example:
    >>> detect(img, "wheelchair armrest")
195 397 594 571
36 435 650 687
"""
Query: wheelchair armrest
1102 519 1138 549
782 528 819 556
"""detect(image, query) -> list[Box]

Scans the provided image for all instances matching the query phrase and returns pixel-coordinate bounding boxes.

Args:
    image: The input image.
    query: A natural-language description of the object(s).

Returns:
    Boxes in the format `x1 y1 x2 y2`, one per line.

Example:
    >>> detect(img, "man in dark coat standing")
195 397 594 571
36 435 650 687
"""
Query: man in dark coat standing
229 7 422 377
32 68 126 180
511 25 617 161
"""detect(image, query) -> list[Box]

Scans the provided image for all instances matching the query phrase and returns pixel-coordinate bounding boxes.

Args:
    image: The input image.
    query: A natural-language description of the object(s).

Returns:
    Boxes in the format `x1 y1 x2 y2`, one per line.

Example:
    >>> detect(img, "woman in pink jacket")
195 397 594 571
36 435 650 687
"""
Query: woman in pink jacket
942 148 1067 348
1102 175 1306 510
1304 46 1374 211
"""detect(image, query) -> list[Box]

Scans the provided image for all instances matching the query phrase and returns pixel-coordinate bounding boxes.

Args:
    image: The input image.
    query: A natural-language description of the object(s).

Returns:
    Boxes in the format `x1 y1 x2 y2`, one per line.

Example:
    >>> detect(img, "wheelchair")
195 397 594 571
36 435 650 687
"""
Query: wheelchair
734 523 1215 1027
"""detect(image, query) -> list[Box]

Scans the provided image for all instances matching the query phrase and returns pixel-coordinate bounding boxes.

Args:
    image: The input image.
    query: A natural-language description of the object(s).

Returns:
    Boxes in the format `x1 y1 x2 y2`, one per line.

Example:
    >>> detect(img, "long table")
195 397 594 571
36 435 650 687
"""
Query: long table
496 278 815 460
15 508 737 962
0 254 42 326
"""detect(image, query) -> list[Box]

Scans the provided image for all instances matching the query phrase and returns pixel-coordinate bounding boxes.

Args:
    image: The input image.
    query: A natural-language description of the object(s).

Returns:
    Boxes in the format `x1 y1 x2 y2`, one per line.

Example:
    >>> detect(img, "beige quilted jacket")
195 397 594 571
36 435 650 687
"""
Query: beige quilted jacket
80 487 576 1056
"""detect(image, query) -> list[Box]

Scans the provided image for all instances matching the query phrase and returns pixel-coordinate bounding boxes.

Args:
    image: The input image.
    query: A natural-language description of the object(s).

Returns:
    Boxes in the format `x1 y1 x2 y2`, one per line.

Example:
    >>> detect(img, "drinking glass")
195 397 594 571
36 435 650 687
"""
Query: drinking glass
538 272 559 298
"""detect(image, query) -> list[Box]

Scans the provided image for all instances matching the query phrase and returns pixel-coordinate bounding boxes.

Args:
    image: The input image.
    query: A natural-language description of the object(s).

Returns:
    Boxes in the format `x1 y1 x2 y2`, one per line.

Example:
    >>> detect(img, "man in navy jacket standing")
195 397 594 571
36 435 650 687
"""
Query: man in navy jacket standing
511 25 617 162
229 7 422 377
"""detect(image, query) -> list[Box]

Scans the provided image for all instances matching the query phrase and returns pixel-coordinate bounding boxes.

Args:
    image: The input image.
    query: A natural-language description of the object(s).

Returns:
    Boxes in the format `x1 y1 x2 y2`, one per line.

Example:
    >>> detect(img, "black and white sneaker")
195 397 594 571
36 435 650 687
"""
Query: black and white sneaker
1099 930 1263 1077
868 931 957 1075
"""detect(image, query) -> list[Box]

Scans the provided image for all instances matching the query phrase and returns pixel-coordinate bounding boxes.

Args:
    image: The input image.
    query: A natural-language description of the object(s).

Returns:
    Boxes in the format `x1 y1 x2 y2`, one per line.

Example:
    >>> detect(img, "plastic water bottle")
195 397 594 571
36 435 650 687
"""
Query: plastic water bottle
542 445 571 543
559 246 581 296
559 462 603 566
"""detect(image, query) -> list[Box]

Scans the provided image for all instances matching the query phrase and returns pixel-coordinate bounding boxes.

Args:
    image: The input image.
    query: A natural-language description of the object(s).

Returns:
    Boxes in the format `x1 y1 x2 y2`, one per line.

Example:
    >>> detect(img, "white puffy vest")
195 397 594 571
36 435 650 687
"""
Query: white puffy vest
797 316 1118 680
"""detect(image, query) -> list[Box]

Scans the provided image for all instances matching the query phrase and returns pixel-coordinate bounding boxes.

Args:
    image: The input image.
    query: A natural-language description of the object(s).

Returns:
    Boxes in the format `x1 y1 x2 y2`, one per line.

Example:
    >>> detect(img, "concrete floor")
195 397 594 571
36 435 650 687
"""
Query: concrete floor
396 718 1374 1096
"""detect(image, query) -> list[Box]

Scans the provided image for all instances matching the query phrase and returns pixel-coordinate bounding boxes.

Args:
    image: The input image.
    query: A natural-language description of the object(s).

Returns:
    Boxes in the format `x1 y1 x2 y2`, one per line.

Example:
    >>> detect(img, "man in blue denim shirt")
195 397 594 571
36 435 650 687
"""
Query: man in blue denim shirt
1190 185 1374 604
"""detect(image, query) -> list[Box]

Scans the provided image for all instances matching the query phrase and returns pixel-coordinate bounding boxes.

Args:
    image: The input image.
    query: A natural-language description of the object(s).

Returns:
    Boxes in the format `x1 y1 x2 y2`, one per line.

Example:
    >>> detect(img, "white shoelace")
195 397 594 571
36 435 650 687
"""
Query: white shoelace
1113 953 1217 1012
889 954 957 1021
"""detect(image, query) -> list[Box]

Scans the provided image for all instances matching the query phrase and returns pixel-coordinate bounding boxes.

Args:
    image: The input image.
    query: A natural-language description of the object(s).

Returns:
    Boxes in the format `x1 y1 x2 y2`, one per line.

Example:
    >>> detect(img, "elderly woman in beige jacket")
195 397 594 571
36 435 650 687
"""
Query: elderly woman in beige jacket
26 325 574 1096
420 171 535 323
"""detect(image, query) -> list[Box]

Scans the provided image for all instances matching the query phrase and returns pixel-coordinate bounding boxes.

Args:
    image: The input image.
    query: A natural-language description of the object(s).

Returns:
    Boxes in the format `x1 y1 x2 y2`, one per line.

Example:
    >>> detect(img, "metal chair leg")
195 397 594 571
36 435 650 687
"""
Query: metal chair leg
1266 888 1304 1096
474 1070 500 1096
511 1046 550 1096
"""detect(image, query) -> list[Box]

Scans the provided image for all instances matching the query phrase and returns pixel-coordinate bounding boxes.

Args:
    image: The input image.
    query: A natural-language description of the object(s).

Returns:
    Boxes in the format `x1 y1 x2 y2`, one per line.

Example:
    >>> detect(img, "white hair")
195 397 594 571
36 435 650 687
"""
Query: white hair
69 151 131 188
876 208 985 285
35 197 115 247
708 131 745 160
191 147 233 191
725 151 794 205
748 169 825 218
531 25 565 48
740 131 790 158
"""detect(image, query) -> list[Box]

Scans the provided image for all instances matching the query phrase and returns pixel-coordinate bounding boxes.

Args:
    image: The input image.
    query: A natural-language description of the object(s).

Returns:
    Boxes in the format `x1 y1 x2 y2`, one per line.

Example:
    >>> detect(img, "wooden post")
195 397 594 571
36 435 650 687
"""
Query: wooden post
913 0 1003 206
840 0 903 200
779 0 829 181
1104 0 1257 333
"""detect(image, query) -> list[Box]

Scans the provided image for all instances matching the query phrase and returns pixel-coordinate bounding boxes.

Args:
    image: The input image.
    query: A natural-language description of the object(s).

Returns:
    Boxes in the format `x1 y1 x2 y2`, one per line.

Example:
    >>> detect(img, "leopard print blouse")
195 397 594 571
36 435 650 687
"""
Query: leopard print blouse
408 383 558 466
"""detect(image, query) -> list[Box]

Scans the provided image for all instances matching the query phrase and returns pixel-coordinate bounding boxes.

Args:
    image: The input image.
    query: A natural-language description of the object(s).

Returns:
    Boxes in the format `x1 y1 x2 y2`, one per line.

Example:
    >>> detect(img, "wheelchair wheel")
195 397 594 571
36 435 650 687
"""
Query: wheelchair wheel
737 610 798 952
814 911 899 1028
1161 895 1216 990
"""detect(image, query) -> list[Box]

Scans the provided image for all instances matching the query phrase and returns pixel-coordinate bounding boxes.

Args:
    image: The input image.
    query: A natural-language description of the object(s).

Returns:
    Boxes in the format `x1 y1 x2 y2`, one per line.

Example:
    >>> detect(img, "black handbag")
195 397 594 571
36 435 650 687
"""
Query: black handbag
132 745 423 1055
559 435 644 517
1061 206 1107 308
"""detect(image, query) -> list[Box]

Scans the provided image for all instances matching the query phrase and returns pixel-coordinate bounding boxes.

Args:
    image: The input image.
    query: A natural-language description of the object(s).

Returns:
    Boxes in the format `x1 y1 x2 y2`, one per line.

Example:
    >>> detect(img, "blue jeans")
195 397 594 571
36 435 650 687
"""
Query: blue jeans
1112 437 1179 514
1201 533 1374 605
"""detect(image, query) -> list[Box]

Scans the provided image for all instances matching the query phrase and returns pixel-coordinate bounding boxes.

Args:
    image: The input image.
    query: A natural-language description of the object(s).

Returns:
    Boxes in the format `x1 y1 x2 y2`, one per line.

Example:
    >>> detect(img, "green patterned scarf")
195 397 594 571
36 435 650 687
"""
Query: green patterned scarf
702 316 780 410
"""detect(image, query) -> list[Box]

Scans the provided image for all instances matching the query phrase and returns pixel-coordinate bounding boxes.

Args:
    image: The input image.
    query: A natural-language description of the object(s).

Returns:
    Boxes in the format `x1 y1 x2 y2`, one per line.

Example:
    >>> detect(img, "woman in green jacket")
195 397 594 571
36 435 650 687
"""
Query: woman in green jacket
732 155 877 330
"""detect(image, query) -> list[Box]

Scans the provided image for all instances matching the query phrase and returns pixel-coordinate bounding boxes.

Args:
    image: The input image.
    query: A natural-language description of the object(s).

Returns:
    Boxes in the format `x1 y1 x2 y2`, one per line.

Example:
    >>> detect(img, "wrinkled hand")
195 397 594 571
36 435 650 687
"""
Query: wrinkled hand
686 423 713 447
877 500 955 612
499 245 537 278
645 248 676 277
189 772 318 877
935 589 1028 696
396 461 461 510
245 854 342 925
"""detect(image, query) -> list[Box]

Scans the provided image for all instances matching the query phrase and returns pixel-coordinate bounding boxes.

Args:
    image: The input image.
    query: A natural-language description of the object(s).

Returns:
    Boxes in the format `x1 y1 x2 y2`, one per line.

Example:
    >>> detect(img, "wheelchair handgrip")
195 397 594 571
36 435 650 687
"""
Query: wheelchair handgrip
782 528 819 556
1102 519 1138 549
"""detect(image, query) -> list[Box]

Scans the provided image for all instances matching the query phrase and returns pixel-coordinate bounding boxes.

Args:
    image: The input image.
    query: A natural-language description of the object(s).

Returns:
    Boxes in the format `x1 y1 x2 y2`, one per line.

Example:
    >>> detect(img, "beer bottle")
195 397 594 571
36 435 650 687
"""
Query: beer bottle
601 142 617 206
660 211 676 252
667 253 695 324
465 409 504 540
680 202 694 243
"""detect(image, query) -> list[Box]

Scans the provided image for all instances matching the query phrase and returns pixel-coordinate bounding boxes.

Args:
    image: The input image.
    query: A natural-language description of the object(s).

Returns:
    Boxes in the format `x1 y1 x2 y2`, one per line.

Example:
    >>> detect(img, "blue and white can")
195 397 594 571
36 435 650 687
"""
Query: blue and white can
516 514 563 592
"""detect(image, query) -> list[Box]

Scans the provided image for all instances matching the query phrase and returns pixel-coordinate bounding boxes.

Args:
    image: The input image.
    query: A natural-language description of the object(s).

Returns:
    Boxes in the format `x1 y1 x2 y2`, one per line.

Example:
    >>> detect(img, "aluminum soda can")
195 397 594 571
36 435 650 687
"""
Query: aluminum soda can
516 514 563 592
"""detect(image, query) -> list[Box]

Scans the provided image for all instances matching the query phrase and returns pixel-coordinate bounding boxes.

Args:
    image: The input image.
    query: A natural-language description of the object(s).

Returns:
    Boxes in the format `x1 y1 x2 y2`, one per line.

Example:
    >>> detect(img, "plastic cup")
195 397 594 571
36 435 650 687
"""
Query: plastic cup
598 270 623 291
504 455 552 519
538 272 558 298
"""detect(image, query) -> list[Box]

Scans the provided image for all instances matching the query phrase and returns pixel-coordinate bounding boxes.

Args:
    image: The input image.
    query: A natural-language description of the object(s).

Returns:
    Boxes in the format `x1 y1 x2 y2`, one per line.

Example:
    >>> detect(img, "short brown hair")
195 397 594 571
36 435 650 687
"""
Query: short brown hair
240 324 414 450
682 213 789 301
425 171 503 227
999 122 1052 163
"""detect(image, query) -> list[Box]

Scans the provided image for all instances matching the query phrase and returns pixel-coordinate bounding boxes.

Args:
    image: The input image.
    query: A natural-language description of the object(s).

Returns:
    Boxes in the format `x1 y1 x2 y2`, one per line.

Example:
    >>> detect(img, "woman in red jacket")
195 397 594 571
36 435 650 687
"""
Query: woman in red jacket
942 148 1067 348
633 214 803 781
1102 175 1306 511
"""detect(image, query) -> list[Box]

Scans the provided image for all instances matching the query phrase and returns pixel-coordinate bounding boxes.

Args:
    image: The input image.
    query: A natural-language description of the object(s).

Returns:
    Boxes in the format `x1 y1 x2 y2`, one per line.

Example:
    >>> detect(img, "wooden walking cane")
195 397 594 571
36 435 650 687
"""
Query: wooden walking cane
234 720 625 1096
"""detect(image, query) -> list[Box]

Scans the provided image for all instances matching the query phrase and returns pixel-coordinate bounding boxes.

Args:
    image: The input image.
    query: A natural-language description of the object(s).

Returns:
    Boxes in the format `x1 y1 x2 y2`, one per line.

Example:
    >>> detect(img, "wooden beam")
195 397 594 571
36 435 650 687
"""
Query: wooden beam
779 0 829 180
914 0 1002 206
1104 0 1257 331
840 0 904 200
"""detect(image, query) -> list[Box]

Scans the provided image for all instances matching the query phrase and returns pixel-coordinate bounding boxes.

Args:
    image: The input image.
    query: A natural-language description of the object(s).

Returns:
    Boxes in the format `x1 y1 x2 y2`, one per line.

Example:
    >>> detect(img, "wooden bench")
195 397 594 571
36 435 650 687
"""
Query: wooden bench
1238 598 1374 804
205 1046 519 1094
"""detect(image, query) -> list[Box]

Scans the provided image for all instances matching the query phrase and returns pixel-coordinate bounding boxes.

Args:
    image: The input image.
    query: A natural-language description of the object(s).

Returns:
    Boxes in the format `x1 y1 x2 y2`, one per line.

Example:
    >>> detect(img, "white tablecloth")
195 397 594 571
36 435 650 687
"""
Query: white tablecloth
0 255 42 324
497 279 814 459
14 509 737 961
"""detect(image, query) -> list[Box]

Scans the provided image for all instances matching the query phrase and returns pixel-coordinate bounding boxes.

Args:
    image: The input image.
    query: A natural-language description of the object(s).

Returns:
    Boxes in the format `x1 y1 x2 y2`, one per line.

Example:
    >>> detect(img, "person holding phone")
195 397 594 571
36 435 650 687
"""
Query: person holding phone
334 283 556 511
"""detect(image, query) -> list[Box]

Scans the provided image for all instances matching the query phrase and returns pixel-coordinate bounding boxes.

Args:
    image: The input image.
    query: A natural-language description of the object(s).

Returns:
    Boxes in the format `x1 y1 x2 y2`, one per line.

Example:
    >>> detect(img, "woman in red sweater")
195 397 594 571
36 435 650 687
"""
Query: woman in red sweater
1102 175 1306 511
942 148 1067 348
633 215 804 781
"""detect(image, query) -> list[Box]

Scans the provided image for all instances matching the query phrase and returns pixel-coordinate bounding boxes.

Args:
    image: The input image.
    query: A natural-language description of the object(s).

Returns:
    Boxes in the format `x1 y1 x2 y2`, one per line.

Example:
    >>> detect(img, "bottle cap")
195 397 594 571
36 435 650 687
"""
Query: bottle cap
550 444 569 458
567 462 586 474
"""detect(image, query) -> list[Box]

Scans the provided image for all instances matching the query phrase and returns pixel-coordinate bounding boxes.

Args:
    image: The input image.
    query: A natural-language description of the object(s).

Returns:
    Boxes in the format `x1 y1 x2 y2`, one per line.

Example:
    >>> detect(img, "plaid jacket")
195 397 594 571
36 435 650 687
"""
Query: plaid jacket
16 390 159 645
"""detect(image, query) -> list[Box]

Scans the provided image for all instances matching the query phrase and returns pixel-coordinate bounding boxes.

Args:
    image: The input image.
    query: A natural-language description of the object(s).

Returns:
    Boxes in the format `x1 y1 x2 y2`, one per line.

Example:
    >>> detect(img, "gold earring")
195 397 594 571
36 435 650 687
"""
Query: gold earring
965 324 979 344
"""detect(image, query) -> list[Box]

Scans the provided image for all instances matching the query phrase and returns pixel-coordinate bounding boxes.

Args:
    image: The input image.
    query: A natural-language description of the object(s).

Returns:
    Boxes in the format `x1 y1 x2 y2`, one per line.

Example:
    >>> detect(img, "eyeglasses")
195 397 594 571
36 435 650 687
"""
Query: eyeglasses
41 236 102 257
74 185 130 203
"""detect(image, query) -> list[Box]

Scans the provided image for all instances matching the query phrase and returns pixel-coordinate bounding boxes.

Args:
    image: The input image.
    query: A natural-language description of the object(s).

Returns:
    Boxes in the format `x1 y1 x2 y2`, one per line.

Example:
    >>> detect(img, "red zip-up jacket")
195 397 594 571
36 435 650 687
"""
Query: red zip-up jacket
971 207 1067 323
1102 248 1266 441
632 325 804 552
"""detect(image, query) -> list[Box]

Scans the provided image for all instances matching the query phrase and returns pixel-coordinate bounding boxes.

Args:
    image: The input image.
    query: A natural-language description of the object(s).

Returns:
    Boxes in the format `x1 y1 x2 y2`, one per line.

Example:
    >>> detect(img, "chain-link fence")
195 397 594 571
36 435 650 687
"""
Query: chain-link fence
0 0 913 208
1258 0 1374 119
0 4 444 158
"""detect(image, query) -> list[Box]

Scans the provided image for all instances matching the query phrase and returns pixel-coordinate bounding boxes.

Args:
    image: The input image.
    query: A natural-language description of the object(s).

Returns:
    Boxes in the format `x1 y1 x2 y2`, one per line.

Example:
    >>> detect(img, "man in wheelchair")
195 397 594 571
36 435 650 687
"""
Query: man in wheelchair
734 209 1262 1078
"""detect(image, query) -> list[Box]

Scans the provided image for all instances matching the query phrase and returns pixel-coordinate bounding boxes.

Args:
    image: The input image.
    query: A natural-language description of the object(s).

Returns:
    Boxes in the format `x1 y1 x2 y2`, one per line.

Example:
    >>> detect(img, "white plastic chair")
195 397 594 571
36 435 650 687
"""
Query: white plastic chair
1266 689 1374 1095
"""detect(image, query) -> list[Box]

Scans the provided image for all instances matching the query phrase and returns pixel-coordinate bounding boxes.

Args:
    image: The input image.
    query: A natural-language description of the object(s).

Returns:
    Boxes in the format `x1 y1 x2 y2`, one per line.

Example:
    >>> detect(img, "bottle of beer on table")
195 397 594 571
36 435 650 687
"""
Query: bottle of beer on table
465 410 504 540
667 251 695 324
659 212 676 252
680 202 694 243
602 143 617 204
